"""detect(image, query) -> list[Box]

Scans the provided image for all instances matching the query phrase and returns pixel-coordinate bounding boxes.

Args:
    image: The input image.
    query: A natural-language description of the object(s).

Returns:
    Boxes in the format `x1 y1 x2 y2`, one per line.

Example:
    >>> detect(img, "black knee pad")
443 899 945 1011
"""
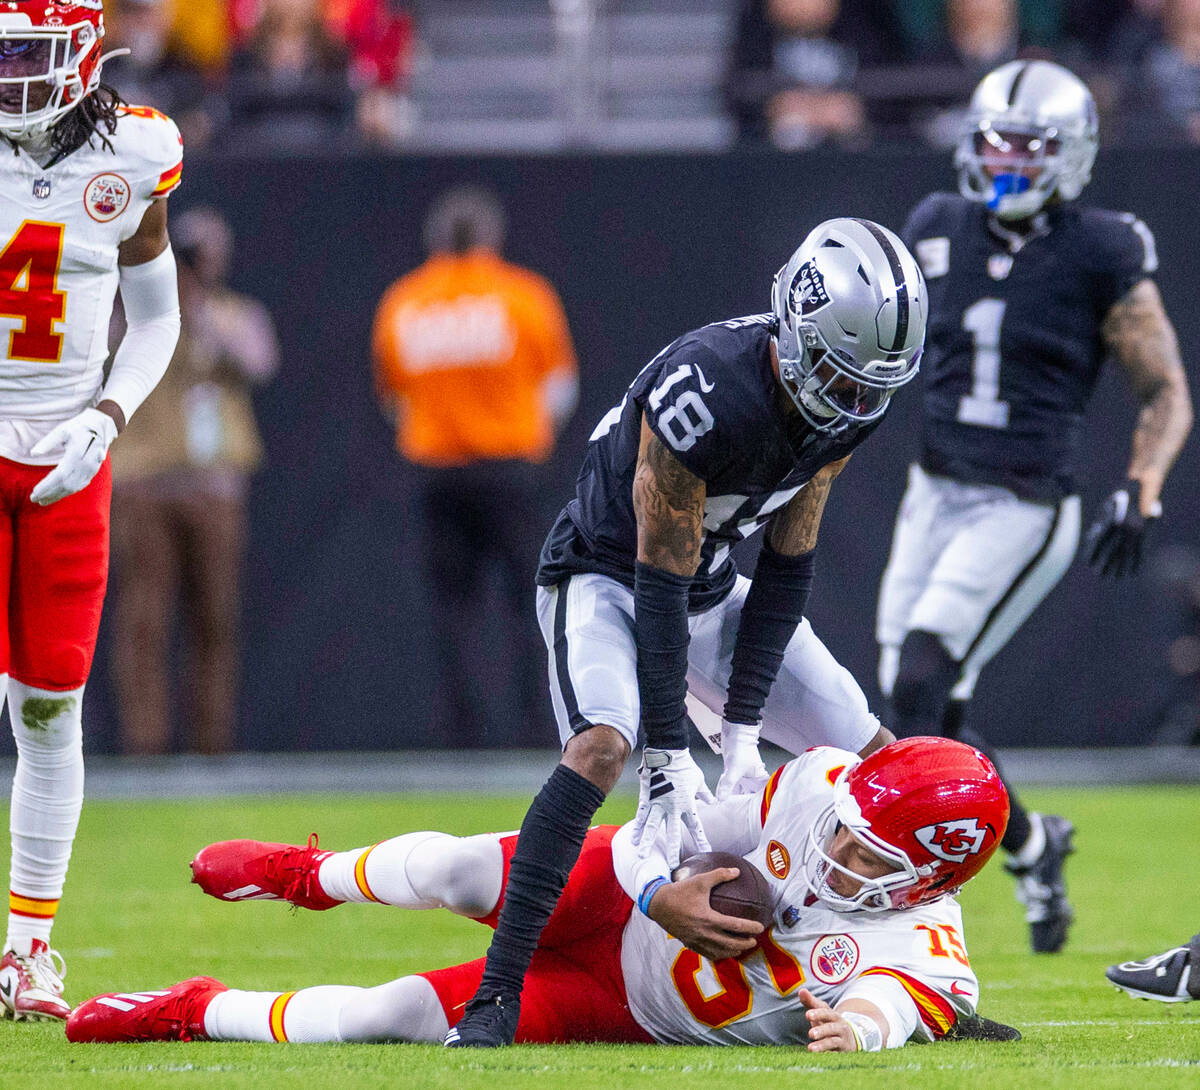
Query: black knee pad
891 631 960 736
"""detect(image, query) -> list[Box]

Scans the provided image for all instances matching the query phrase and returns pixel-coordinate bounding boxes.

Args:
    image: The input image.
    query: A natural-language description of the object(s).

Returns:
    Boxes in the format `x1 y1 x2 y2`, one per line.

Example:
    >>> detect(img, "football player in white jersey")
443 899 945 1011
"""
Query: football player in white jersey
0 2 181 1021
66 738 1012 1052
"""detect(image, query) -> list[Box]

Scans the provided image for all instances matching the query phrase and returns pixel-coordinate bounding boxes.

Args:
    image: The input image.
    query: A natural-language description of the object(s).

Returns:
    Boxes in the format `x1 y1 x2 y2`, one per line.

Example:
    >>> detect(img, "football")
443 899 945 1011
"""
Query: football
672 851 773 929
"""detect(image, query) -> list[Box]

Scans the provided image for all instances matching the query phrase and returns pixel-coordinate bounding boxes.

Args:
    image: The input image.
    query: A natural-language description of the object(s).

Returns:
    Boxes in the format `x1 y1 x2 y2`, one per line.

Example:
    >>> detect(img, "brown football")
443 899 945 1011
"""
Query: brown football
672 850 773 929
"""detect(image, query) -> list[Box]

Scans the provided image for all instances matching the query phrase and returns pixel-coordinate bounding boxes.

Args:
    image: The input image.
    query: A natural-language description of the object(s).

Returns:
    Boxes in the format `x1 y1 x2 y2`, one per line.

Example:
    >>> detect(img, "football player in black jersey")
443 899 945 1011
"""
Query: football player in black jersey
875 60 1193 955
445 218 927 1047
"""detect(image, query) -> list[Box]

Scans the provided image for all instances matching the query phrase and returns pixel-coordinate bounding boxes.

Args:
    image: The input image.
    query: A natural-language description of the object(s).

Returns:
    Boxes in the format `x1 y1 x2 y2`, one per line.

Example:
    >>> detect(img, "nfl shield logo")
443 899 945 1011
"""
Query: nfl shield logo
988 253 1013 280
32 178 51 200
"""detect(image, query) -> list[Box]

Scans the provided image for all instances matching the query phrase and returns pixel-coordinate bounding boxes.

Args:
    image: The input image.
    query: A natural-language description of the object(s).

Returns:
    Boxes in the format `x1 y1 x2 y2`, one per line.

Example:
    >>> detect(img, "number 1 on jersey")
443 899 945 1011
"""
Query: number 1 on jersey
0 221 67 364
957 298 1009 429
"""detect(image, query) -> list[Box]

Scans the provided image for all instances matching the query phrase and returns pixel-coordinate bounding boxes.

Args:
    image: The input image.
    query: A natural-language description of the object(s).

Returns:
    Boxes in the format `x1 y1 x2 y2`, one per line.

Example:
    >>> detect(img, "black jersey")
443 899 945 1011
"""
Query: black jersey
537 315 879 610
904 193 1156 500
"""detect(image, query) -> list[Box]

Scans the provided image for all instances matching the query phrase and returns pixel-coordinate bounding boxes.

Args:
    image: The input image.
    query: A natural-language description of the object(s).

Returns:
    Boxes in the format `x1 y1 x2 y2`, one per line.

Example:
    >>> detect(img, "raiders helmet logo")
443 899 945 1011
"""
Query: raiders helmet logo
789 260 832 316
915 818 989 863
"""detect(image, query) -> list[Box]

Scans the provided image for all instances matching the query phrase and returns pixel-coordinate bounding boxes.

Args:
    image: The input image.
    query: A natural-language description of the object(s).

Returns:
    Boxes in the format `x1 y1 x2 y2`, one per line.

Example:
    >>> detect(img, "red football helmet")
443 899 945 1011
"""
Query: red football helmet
801 737 1009 912
0 2 106 138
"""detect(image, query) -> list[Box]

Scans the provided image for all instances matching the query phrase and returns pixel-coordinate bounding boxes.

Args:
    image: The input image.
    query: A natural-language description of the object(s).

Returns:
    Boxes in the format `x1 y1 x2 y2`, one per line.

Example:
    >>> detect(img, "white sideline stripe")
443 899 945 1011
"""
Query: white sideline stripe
1026 1019 1177 1026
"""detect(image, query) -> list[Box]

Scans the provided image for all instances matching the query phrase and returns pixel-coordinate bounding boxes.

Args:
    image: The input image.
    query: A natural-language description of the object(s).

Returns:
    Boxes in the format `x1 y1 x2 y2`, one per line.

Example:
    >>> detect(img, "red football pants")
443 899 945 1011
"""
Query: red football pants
0 455 110 690
419 825 655 1044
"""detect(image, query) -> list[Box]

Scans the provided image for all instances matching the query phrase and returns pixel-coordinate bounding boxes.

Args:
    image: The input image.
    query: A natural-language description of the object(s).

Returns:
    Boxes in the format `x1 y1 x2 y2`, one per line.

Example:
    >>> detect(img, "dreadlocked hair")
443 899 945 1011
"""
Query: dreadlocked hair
50 82 126 158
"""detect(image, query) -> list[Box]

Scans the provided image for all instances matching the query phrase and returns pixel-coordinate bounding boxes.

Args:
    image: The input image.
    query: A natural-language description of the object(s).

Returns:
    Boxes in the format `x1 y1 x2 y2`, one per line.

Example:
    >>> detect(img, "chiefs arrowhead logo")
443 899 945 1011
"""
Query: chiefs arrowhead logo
915 818 988 863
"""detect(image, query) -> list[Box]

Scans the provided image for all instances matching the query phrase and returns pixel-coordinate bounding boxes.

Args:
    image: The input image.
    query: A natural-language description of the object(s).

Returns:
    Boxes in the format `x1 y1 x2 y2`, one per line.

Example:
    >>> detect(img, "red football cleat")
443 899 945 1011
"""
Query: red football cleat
0 939 70 1021
190 834 340 911
66 976 228 1042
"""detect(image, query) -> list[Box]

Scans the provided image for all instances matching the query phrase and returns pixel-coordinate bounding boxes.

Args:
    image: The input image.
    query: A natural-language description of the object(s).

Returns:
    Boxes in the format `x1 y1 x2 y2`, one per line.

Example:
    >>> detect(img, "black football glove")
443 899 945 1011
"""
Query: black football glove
1085 479 1159 579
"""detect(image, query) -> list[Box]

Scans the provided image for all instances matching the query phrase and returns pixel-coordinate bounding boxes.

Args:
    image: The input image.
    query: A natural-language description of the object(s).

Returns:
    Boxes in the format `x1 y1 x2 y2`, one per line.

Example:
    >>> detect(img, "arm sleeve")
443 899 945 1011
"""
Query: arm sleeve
722 540 815 725
101 247 181 422
839 974 920 1049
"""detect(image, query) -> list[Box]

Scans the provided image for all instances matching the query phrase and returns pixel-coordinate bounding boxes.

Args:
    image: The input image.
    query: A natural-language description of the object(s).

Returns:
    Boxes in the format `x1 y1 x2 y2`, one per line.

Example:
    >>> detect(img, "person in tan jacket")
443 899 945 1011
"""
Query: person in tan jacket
109 207 279 754
373 185 579 744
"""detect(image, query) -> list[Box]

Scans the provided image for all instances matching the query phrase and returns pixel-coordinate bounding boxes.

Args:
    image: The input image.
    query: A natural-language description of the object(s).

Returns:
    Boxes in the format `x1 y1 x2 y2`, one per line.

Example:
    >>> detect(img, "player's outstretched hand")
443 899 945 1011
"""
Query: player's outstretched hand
800 989 860 1053
645 867 762 961
632 747 714 869
29 408 118 506
716 720 770 801
1085 479 1160 579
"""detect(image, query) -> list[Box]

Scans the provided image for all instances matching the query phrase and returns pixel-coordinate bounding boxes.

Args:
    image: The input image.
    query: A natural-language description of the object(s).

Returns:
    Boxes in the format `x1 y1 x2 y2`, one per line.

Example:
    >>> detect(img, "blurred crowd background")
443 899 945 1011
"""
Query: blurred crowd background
102 0 1200 154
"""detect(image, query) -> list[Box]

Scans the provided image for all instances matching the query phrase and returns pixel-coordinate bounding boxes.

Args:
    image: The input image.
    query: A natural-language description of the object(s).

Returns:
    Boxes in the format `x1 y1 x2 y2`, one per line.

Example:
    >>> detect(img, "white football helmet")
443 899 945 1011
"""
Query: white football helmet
771 218 925 432
0 2 109 140
956 60 1099 221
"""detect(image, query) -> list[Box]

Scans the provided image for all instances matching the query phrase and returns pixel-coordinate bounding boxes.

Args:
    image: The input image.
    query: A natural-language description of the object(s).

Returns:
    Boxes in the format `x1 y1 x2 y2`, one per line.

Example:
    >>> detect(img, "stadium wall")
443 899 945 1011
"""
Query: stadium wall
28 146 1200 754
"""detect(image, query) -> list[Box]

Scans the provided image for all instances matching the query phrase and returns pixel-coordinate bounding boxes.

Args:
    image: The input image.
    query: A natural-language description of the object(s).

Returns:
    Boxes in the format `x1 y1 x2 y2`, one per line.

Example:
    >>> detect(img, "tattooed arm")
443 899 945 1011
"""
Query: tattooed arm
767 455 851 555
1102 279 1193 516
633 417 706 575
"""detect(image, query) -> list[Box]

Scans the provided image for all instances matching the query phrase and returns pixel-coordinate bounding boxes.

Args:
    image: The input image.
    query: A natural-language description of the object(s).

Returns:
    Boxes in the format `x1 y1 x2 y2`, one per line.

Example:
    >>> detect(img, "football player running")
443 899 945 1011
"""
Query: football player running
67 738 1011 1052
0 1 182 1022
875 61 1192 956
432 219 926 1046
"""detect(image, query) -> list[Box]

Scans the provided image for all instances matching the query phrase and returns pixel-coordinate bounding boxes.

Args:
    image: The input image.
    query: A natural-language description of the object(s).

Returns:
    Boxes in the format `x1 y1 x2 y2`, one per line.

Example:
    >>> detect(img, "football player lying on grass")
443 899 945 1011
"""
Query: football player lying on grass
68 738 1010 1052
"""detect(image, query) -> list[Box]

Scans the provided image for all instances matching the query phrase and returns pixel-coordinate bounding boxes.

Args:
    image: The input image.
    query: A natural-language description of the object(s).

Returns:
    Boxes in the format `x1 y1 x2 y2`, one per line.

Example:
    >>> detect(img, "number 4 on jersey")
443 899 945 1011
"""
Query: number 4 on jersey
0 221 67 364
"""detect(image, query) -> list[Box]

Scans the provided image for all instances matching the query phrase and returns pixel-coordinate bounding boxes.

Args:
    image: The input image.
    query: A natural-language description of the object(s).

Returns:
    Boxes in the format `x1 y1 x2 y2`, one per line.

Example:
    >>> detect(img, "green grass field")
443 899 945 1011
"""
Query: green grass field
1 785 1198 1089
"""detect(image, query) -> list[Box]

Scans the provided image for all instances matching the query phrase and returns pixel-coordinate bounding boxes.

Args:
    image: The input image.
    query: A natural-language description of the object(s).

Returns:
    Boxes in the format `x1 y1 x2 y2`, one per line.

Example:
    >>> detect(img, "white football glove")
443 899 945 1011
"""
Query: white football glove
631 747 714 869
29 408 118 506
716 720 770 801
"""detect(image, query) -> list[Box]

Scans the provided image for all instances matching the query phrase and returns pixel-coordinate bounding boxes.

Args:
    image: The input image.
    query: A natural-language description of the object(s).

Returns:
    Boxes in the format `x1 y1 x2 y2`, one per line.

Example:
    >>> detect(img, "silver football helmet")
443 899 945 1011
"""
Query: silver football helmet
771 218 925 432
956 60 1099 221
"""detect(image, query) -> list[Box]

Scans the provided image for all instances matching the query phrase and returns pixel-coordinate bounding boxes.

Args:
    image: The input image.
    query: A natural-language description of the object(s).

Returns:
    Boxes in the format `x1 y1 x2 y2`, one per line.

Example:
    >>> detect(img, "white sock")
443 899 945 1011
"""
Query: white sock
6 679 85 952
338 976 448 1042
317 832 503 917
1009 812 1046 870
203 979 446 1043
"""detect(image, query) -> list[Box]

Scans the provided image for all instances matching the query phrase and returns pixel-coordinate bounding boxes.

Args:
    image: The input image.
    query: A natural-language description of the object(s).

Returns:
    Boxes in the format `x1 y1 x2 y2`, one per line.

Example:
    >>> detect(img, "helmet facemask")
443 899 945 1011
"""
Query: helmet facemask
0 15 104 140
800 795 930 914
957 120 1066 221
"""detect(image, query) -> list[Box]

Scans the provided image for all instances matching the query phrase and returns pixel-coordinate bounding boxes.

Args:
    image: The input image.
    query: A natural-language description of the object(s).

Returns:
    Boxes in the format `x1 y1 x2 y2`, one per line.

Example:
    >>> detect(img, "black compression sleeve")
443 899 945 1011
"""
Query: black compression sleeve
634 561 693 750
722 543 815 725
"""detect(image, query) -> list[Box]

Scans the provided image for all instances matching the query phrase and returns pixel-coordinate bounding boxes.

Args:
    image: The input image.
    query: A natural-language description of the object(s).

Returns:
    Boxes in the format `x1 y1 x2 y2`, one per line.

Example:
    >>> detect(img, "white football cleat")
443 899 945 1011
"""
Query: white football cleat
0 939 70 1021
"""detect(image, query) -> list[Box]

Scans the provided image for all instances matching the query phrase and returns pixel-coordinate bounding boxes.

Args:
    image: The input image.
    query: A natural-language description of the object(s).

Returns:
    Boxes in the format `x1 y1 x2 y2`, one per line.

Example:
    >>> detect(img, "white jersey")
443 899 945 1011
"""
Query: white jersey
0 105 182 462
619 748 978 1046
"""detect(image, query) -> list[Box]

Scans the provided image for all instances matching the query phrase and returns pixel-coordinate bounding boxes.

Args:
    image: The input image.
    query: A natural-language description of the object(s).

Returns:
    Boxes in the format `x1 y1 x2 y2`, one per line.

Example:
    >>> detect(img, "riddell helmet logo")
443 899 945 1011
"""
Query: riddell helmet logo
766 839 790 879
915 819 988 862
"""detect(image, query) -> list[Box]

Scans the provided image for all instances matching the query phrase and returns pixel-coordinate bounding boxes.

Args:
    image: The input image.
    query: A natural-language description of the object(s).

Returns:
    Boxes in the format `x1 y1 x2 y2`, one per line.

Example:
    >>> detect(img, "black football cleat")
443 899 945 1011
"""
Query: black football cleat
1006 814 1075 954
944 1013 1022 1042
1106 933 1200 1002
443 994 521 1048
